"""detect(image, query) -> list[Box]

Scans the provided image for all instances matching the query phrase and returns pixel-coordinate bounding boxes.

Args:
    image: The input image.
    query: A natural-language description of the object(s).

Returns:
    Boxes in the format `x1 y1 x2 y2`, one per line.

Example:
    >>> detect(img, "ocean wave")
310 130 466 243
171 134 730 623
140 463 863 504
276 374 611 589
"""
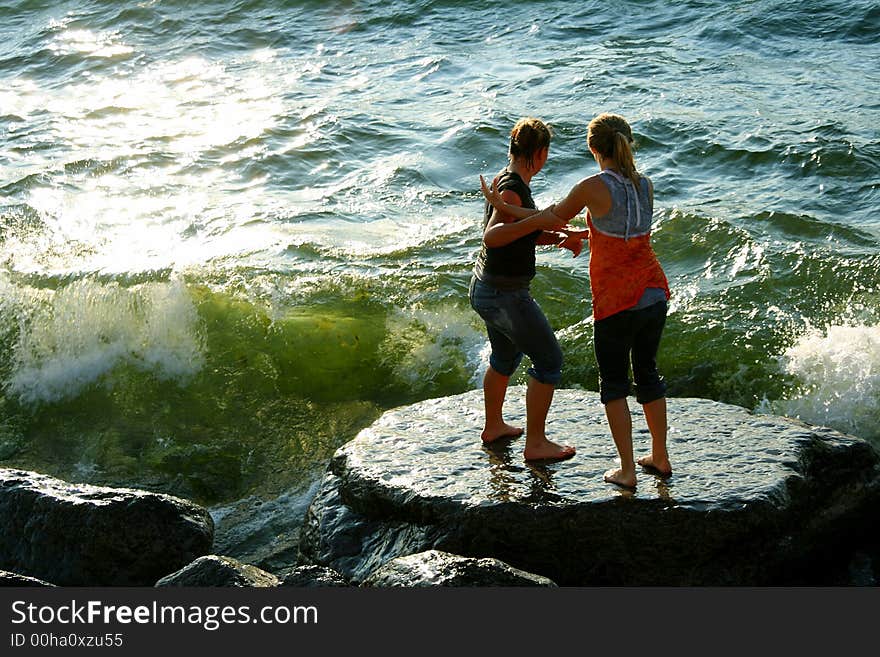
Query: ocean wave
752 211 878 248
736 0 880 45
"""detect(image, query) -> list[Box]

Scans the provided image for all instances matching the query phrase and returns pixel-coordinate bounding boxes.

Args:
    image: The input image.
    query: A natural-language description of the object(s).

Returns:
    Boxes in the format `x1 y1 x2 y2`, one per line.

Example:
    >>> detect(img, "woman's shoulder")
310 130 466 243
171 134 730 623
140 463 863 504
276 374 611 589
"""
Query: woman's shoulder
577 172 610 194
496 169 532 206
497 168 527 189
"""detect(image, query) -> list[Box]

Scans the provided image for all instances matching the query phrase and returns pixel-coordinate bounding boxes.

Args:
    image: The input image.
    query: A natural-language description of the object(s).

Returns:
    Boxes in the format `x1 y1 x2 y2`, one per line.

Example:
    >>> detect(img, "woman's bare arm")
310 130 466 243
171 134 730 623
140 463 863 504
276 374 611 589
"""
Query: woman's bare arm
480 174 608 227
481 181 571 248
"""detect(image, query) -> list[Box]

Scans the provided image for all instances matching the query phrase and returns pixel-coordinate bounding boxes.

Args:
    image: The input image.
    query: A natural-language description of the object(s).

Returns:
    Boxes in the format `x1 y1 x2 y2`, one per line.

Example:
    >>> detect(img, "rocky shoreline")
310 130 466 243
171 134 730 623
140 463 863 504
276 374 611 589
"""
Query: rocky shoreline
2 388 879 586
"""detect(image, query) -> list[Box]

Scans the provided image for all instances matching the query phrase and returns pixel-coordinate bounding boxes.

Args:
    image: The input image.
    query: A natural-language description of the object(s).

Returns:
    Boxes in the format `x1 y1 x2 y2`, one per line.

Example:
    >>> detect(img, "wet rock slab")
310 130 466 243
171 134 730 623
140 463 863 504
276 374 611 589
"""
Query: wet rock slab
156 555 278 587
300 387 880 585
362 550 556 587
0 468 213 586
0 570 55 587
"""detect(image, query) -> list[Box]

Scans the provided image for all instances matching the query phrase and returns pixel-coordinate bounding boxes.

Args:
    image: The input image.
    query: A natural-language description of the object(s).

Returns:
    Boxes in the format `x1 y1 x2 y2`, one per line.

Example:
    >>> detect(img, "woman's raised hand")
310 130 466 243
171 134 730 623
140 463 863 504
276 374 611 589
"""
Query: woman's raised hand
556 233 584 258
479 174 504 209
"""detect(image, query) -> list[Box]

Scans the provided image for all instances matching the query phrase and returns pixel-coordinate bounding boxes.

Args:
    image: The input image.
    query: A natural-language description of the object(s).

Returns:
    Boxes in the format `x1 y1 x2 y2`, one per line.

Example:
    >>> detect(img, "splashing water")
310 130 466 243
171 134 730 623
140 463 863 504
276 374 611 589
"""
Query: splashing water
380 304 486 394
763 324 880 441
6 277 204 404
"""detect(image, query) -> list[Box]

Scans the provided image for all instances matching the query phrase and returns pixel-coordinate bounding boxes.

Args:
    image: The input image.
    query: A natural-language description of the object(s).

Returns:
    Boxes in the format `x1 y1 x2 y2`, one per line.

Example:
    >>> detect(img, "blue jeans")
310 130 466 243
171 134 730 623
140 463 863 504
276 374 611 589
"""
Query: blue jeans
593 299 667 404
469 276 563 385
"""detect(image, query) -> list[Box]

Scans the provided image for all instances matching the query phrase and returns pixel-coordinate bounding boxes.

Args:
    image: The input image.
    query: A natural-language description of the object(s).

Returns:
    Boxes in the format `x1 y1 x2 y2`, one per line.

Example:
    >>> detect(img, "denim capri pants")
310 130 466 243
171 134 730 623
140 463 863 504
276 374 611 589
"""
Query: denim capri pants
469 276 563 385
593 299 667 404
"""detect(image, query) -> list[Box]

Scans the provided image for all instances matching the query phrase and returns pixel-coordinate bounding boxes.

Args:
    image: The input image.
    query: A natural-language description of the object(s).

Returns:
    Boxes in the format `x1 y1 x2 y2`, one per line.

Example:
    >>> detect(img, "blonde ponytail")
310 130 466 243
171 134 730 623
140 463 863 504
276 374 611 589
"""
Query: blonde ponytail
612 130 640 190
588 113 641 189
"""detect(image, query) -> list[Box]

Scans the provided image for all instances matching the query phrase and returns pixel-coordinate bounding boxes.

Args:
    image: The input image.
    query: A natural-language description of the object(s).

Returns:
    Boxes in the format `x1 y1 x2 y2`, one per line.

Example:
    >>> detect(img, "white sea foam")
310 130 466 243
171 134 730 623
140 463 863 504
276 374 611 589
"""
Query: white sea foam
6 277 204 404
381 305 485 392
468 341 493 390
762 323 880 440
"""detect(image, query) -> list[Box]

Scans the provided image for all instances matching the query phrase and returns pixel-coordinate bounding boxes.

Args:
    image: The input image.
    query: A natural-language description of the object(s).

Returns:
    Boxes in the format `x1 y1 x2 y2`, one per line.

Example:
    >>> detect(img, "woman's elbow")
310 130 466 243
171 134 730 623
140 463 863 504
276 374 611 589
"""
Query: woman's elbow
482 230 505 248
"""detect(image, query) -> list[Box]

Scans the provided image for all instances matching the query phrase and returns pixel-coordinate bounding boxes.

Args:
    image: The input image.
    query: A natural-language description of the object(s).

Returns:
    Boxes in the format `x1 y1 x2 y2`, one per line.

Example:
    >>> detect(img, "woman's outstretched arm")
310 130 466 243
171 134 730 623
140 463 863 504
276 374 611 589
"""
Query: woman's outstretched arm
481 187 562 248
480 181 571 248
480 174 605 226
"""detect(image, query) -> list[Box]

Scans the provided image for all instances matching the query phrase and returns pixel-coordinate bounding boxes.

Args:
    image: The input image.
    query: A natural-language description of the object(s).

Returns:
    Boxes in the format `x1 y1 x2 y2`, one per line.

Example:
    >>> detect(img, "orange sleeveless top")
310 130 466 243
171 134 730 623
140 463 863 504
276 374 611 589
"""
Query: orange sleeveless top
587 215 670 321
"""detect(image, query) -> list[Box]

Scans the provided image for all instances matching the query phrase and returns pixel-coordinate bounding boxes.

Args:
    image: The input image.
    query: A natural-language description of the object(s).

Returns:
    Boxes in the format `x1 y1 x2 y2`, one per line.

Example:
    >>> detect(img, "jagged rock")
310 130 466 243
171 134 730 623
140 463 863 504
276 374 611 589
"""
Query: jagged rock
300 387 880 585
155 555 279 587
362 550 556 587
0 468 213 586
0 570 55 587
279 564 349 587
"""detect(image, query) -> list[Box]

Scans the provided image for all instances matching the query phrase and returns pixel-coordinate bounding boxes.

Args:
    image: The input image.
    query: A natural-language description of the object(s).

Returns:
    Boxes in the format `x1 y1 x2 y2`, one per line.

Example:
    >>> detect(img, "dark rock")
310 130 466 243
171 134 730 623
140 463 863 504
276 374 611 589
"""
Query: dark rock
0 570 55 587
299 387 880 585
0 468 214 586
362 550 556 587
279 564 349 587
846 549 878 586
155 555 279 587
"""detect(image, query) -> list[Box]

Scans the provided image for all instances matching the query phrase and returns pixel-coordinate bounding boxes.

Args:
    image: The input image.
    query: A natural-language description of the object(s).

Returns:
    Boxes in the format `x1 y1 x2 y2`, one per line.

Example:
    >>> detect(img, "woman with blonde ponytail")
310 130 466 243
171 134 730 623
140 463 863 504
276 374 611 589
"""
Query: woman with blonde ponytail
480 112 672 489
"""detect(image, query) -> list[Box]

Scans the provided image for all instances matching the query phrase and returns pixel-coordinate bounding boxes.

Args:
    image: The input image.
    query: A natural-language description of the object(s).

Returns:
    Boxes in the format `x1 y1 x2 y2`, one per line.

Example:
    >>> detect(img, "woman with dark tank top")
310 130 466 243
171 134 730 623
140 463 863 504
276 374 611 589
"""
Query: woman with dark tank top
480 113 672 490
469 117 581 461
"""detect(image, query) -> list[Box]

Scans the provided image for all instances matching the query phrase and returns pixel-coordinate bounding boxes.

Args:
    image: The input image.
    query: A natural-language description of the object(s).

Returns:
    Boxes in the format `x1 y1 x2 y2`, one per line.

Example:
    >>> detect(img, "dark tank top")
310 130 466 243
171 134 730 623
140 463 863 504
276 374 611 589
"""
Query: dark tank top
473 169 541 289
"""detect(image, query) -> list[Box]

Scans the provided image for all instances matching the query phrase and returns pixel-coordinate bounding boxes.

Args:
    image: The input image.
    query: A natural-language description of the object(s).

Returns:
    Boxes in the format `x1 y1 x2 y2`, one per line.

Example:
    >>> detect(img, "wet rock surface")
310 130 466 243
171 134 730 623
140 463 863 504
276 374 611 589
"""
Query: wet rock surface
279 564 349 587
155 555 279 587
300 387 880 585
0 468 214 586
362 550 556 587
0 570 55 587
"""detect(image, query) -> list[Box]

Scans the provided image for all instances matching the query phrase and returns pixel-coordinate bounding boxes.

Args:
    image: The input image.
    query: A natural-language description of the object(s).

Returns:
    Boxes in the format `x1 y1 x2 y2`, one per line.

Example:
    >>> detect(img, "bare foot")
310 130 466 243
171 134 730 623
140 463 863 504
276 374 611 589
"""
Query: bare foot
637 454 672 477
523 439 576 462
604 467 636 489
481 423 524 444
